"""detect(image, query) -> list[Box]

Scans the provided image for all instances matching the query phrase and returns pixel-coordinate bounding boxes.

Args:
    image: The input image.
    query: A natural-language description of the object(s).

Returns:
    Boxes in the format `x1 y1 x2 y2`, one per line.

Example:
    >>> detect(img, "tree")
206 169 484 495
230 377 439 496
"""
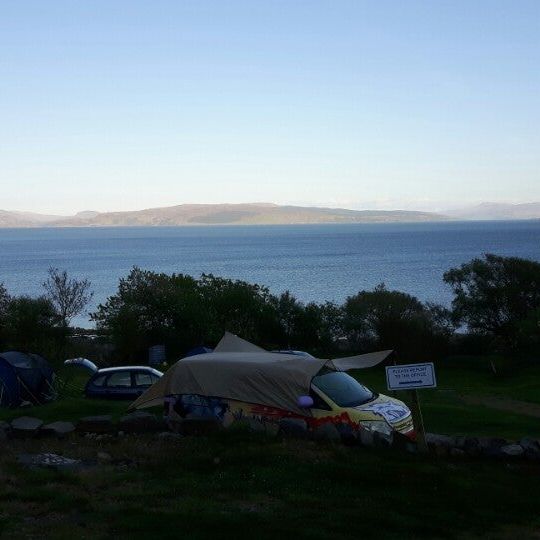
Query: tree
443 254 540 351
0 283 10 348
91 267 208 362
2 295 63 354
343 284 453 360
199 274 281 345
43 268 93 327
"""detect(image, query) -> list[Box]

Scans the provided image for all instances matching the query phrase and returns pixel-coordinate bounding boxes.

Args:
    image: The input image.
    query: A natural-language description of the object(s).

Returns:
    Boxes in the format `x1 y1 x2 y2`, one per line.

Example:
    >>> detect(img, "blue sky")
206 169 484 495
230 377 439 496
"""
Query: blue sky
1 1 539 214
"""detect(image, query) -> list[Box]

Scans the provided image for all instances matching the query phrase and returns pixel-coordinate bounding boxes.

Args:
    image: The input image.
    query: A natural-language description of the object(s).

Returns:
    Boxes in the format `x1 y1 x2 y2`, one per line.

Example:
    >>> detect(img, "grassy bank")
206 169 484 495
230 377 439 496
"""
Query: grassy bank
1 431 539 539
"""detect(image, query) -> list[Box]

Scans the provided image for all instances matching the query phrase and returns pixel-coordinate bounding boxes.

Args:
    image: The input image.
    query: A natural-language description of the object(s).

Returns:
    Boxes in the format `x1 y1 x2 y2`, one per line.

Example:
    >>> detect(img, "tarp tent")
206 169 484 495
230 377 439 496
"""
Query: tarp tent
130 333 393 414
0 351 55 407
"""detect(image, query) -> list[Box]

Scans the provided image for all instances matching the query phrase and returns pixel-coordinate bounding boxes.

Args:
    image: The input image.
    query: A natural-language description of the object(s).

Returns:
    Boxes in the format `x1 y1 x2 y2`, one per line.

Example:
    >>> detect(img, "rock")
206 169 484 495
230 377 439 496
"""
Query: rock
41 421 76 439
157 431 183 441
11 416 43 437
453 436 481 456
77 415 115 434
450 448 466 457
178 417 223 436
426 433 455 449
425 433 454 456
478 437 507 458
97 451 112 464
18 453 82 470
118 411 163 434
500 444 524 458
455 436 481 457
358 428 374 447
311 423 341 442
519 437 540 461
278 418 308 438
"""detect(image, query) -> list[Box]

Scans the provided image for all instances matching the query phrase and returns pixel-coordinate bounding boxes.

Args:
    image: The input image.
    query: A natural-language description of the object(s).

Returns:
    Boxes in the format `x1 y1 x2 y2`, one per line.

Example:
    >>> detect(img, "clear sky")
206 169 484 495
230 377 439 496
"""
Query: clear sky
1 1 539 214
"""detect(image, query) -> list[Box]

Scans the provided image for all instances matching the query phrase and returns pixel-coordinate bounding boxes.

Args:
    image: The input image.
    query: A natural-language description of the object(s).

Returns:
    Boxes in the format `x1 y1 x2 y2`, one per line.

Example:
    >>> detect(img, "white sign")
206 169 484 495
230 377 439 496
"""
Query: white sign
385 363 437 391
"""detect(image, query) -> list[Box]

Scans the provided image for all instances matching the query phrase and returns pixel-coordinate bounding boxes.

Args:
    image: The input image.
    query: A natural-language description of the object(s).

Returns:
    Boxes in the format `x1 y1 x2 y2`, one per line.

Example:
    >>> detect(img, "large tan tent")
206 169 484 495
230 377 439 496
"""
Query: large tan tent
130 333 393 415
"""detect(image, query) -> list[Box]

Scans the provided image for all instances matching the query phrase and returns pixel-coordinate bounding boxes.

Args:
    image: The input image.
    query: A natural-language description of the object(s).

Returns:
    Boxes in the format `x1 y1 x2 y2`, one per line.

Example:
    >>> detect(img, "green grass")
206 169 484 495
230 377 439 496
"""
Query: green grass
352 362 540 439
0 431 539 539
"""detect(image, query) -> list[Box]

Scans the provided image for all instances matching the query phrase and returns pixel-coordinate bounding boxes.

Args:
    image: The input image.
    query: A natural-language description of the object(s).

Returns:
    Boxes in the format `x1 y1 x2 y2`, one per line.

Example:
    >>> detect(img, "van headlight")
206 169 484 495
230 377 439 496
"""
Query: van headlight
360 420 393 436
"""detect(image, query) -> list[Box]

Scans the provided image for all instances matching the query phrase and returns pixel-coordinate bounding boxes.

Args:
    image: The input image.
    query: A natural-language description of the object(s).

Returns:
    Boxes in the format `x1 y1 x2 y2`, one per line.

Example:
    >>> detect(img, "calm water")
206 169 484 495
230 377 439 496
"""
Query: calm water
0 221 539 328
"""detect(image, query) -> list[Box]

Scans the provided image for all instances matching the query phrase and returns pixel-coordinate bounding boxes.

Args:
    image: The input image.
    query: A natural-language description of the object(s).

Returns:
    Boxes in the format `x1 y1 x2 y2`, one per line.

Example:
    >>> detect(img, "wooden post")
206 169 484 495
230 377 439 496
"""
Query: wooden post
410 389 428 454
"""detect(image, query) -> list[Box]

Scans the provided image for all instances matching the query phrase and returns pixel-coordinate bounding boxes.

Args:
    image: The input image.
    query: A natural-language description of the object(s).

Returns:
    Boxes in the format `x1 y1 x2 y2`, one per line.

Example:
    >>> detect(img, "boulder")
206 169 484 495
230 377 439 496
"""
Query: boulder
118 411 163 434
450 448 466 458
519 437 540 461
97 451 112 464
76 415 115 434
454 436 481 457
311 423 341 442
278 418 308 438
11 416 43 438
478 438 508 458
426 433 455 449
458 437 481 457
18 453 82 471
500 444 524 458
41 421 76 439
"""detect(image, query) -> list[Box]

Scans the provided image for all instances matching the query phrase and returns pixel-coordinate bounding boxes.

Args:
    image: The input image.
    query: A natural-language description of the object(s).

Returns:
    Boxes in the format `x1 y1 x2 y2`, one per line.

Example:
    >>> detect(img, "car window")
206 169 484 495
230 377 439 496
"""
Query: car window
312 372 375 407
135 372 153 386
151 374 161 383
93 374 107 387
106 371 132 387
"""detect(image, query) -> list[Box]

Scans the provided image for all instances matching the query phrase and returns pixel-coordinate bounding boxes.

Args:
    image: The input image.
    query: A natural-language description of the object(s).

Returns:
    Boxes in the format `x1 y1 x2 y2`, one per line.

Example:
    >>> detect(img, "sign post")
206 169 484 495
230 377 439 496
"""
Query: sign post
385 363 437 454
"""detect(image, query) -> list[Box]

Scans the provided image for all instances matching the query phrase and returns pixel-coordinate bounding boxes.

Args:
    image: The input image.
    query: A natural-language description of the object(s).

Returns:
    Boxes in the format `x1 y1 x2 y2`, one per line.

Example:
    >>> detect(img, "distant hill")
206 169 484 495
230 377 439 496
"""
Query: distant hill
0 203 449 227
447 202 540 220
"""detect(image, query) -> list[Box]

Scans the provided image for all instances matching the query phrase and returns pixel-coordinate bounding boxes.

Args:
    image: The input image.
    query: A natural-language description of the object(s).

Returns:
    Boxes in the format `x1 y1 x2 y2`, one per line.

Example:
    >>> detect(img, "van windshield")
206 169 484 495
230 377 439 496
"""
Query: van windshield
312 372 375 407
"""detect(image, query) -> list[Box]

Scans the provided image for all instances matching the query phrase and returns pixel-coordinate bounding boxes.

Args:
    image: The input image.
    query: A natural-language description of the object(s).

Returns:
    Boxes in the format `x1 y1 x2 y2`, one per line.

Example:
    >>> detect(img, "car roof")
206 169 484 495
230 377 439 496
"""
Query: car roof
96 366 163 376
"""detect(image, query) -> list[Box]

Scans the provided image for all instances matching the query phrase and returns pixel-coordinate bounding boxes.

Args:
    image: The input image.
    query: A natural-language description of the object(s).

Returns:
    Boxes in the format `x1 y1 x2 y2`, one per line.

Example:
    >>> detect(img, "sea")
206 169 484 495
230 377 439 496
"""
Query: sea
0 220 539 328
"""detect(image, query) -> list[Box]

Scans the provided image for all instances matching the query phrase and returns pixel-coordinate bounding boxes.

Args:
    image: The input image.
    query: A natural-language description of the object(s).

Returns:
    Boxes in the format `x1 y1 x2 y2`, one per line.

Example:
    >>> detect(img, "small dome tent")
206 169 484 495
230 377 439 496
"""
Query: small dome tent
0 351 55 407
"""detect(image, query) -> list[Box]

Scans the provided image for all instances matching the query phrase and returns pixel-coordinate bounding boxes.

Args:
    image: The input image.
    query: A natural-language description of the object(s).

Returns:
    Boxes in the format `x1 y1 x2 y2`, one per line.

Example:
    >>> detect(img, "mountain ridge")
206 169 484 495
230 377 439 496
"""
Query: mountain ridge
0 203 449 227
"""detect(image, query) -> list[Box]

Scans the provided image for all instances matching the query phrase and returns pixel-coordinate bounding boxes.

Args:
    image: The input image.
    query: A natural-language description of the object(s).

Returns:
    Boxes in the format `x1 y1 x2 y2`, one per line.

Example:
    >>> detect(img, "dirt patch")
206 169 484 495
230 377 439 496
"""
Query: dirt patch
461 395 540 419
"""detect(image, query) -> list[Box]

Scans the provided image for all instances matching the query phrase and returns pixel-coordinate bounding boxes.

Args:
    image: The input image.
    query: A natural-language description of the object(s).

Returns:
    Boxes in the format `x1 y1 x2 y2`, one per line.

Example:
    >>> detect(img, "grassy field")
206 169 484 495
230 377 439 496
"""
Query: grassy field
1 429 540 539
1 361 540 538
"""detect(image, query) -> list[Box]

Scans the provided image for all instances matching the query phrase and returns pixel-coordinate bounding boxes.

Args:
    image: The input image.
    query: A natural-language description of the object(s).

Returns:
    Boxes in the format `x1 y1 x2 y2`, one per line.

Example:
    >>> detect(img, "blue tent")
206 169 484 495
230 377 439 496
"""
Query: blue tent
0 351 55 407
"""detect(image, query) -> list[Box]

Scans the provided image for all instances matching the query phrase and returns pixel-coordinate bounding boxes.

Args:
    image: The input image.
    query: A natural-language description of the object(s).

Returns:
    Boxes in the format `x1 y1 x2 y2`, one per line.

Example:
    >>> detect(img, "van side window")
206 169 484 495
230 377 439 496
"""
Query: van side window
310 389 332 410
